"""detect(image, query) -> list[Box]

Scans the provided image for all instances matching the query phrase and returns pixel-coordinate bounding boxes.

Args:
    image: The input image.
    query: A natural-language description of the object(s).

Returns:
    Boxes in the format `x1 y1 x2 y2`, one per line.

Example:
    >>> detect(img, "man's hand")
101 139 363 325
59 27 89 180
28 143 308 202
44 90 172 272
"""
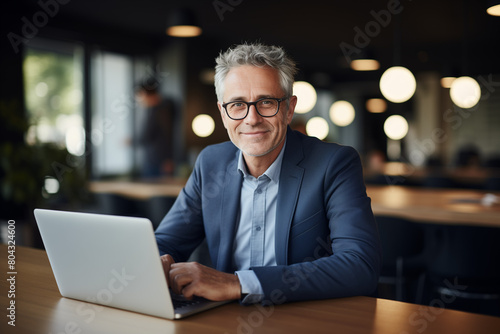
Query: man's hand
167 261 241 301
160 254 175 286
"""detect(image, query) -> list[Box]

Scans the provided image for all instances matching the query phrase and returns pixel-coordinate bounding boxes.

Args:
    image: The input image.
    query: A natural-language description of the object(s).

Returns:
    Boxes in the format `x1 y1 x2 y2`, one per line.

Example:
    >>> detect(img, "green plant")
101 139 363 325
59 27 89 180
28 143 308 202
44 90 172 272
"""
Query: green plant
0 99 87 219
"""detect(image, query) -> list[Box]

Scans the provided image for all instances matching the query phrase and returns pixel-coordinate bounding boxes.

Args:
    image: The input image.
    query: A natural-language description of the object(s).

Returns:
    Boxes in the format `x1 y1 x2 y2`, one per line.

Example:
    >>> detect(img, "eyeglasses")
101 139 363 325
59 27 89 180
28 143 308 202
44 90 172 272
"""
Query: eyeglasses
222 96 289 120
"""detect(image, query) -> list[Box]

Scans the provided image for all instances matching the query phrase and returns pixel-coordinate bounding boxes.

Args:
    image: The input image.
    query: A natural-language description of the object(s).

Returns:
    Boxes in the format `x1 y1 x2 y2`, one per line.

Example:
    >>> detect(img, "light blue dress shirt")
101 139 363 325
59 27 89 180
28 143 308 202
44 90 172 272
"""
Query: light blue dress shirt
233 143 285 304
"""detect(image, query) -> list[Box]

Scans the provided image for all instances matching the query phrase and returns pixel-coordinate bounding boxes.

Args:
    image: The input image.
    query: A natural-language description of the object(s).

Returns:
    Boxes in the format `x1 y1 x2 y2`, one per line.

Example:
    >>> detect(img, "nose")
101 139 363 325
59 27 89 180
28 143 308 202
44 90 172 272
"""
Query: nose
244 104 262 125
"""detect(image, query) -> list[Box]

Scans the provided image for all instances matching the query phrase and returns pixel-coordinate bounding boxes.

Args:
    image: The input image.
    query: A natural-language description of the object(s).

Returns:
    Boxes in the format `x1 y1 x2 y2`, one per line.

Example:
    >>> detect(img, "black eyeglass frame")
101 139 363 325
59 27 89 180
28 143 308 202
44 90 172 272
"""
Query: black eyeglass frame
222 96 290 120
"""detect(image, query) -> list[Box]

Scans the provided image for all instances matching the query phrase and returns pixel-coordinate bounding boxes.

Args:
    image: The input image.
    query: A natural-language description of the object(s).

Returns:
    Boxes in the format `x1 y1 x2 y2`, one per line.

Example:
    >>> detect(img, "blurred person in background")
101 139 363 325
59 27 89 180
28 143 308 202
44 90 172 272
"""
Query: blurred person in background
135 78 175 178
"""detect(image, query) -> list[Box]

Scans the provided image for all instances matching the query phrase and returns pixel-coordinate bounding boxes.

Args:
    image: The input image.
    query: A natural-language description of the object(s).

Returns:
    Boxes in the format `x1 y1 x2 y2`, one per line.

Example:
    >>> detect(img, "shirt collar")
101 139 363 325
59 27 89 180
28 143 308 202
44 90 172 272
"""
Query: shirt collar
237 140 286 182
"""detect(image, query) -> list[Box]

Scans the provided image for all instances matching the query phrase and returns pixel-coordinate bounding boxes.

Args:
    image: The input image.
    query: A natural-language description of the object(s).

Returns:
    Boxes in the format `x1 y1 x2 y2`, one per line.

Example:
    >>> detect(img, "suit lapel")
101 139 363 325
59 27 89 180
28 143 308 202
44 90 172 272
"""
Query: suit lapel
216 152 242 272
275 129 304 265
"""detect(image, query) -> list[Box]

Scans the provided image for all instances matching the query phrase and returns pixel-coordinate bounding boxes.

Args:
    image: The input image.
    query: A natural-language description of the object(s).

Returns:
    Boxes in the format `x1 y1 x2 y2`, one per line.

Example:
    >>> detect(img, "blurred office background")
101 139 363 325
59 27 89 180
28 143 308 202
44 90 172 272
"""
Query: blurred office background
1 0 500 316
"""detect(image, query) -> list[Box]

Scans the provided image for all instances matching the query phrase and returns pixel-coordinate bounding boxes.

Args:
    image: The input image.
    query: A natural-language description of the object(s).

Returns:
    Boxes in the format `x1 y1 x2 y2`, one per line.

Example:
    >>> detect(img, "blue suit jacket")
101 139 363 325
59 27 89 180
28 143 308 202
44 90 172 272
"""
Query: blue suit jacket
155 128 381 304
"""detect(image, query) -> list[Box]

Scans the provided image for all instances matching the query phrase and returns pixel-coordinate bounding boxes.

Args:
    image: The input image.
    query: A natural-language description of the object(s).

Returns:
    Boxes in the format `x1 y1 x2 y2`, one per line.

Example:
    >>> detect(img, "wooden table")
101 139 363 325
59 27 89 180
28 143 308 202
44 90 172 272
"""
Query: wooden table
89 179 500 228
1 245 500 334
366 162 496 188
367 185 500 227
88 178 186 200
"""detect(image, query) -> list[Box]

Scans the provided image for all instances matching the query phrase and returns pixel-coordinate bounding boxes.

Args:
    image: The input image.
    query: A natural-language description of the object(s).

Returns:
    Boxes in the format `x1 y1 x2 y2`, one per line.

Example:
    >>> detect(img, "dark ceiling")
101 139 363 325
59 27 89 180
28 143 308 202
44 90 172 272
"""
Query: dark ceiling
15 0 500 83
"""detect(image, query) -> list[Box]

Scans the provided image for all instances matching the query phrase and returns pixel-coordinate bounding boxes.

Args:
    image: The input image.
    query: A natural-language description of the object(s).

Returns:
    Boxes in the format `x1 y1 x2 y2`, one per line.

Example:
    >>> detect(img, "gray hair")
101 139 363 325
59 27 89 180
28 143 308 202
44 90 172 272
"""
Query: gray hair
214 43 298 102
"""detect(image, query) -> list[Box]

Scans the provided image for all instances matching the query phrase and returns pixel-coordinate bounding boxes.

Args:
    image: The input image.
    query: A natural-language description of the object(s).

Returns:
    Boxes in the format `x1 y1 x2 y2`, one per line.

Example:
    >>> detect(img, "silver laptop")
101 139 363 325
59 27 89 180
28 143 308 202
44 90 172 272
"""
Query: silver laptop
33 208 229 319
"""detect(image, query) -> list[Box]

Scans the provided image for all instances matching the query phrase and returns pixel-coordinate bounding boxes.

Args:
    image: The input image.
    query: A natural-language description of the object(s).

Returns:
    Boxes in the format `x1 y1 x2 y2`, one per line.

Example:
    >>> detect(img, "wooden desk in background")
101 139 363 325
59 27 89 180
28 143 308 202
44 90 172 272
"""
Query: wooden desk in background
367 185 500 228
89 179 500 227
88 179 186 200
2 244 500 334
368 162 496 188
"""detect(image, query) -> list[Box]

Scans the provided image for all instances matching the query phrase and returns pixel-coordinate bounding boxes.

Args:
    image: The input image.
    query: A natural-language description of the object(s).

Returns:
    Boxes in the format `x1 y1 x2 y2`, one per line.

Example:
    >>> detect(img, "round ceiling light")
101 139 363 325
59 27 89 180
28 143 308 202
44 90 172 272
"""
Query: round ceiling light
384 115 409 140
192 114 215 137
329 100 355 126
306 117 329 140
487 4 500 16
379 66 416 103
449 76 481 109
166 8 202 37
293 81 317 114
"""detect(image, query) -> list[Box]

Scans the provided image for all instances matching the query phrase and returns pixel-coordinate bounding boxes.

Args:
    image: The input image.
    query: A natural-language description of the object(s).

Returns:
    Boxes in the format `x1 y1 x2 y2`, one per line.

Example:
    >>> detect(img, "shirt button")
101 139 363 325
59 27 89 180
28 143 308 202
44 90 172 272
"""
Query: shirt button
256 189 262 194
256 226 261 231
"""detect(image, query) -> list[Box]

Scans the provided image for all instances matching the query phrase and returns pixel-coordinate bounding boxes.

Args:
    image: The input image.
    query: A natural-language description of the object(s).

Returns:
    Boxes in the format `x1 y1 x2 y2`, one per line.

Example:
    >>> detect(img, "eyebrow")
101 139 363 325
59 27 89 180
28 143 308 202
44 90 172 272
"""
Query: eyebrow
226 95 275 102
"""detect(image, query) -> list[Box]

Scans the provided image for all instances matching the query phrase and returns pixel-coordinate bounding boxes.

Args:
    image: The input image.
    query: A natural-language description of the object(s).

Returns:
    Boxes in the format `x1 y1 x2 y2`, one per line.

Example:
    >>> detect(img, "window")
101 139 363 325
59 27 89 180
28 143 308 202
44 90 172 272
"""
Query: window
91 51 137 177
24 38 159 179
23 39 85 156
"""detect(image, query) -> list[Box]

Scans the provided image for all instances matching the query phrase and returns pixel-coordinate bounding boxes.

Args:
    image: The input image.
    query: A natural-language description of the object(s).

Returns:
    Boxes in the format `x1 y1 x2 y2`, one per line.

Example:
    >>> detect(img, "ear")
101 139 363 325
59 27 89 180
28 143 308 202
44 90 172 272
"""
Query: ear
285 95 298 125
217 101 228 129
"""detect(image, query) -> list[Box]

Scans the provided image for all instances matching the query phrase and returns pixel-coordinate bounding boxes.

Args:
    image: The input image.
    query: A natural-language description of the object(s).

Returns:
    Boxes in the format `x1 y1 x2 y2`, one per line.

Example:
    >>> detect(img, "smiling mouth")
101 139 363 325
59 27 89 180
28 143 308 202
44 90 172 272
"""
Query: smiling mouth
243 132 266 136
241 129 269 136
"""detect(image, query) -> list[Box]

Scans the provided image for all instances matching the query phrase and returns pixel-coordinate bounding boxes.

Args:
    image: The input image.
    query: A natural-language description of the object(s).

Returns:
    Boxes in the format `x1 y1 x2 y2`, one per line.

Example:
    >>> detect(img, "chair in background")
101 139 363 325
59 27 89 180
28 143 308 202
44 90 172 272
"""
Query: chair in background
143 195 177 230
93 193 140 217
482 152 500 191
425 224 500 316
376 215 426 303
92 193 177 230
422 155 458 189
453 145 481 169
484 154 500 170
422 175 457 189
483 177 500 191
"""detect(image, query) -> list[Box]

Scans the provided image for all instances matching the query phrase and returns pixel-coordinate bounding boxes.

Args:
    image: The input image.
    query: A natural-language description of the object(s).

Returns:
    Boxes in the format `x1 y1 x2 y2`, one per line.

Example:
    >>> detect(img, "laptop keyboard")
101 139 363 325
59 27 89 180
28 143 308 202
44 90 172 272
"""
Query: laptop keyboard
171 292 208 309
172 298 202 309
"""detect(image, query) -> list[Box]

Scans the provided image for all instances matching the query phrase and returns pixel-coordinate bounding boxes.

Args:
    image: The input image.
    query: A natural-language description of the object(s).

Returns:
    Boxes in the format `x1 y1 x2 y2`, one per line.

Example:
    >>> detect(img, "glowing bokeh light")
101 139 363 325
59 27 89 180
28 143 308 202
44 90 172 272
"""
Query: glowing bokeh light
384 115 409 140
293 81 317 114
379 66 416 103
449 76 481 109
329 100 355 126
306 117 329 140
192 114 215 137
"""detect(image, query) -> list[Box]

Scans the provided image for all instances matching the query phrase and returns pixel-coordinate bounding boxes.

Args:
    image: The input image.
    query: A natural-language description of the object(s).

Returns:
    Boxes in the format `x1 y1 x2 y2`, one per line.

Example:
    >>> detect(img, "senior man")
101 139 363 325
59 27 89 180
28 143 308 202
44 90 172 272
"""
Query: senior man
155 43 381 305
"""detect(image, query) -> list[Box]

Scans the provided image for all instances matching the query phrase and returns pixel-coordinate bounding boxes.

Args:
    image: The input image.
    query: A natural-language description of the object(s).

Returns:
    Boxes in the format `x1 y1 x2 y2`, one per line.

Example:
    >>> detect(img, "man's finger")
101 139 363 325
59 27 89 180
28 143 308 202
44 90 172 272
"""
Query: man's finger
171 273 193 297
169 264 194 296
160 254 175 286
